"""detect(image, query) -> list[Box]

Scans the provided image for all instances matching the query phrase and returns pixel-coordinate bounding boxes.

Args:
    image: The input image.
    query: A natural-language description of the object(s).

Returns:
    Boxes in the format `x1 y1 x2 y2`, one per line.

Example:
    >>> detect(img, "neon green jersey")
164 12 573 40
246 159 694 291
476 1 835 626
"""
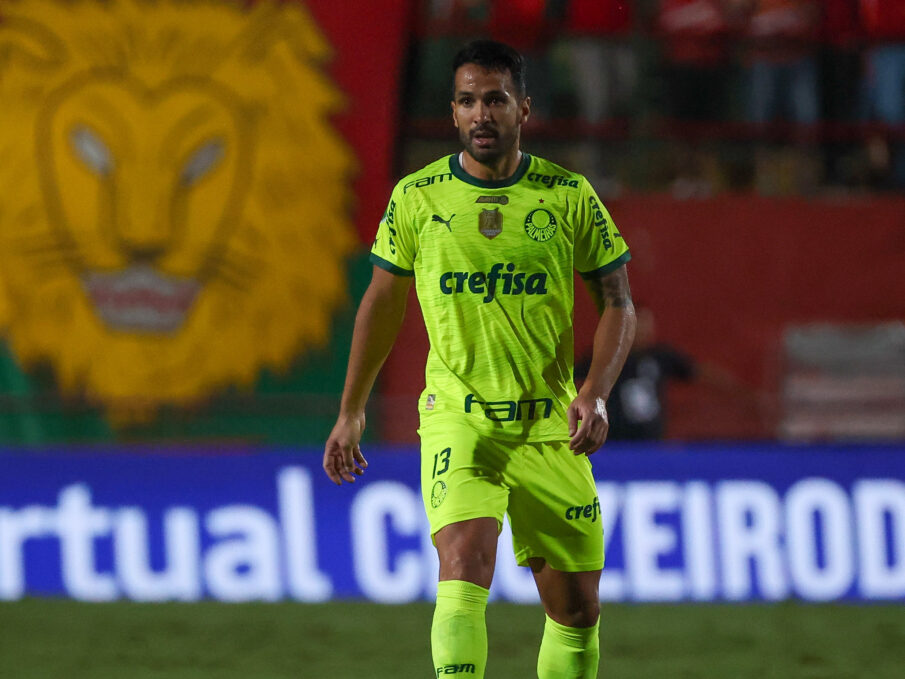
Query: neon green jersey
370 153 630 441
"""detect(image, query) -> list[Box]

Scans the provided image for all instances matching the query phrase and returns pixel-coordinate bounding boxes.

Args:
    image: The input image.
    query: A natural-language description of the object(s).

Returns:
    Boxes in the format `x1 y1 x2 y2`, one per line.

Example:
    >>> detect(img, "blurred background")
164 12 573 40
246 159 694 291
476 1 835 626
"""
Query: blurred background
0 2 904 670
0 0 903 447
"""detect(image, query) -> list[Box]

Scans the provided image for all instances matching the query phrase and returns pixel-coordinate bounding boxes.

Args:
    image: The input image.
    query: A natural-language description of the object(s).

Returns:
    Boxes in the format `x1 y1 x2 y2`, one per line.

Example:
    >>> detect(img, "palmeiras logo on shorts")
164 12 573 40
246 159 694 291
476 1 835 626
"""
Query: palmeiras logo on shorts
431 480 448 508
478 208 503 239
524 208 557 242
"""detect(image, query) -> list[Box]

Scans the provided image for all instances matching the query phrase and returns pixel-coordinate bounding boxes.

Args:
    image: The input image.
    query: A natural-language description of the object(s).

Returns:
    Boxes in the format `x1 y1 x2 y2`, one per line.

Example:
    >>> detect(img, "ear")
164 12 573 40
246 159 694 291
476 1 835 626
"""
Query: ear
0 16 66 74
520 96 531 125
451 100 458 128
227 1 330 67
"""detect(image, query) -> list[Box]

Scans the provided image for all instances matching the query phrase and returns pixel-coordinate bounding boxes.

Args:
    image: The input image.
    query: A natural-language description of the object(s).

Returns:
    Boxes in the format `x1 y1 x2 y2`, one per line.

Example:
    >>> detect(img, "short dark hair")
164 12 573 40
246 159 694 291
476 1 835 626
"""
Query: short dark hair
452 40 526 99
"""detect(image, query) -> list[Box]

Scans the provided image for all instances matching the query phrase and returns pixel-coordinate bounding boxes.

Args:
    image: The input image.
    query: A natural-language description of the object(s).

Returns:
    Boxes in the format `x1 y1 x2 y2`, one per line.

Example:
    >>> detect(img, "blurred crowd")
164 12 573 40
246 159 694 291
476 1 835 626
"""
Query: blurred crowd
408 0 905 195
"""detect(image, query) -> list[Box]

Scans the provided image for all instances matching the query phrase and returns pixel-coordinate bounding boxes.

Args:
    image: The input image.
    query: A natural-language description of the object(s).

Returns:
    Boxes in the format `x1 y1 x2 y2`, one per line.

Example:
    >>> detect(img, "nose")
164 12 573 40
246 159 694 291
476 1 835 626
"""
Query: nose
114 180 172 263
474 100 490 122
123 241 168 263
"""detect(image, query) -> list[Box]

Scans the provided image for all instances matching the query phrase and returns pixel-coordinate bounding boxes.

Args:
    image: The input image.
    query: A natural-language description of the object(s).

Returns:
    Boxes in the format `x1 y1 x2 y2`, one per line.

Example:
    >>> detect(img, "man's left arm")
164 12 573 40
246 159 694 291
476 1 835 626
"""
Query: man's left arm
568 265 636 454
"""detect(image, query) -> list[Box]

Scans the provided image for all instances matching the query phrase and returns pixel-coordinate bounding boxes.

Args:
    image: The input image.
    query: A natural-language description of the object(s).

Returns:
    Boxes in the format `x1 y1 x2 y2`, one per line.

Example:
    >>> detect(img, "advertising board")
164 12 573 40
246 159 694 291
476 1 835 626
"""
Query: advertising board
1 445 903 603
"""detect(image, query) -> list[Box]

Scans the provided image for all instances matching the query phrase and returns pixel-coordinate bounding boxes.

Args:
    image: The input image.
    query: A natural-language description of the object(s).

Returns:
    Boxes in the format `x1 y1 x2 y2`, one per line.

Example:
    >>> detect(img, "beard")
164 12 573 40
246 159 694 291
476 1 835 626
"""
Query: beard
458 124 519 166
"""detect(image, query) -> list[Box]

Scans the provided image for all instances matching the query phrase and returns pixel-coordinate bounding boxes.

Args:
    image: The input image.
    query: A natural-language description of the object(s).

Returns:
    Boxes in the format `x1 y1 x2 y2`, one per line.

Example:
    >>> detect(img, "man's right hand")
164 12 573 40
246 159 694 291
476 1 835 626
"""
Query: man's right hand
323 413 369 485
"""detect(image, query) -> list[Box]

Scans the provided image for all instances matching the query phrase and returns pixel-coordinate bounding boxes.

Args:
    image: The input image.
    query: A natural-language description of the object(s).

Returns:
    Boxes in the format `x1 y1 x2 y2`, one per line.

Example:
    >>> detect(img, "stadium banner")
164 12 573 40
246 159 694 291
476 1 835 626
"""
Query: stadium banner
1 444 904 604
0 0 413 446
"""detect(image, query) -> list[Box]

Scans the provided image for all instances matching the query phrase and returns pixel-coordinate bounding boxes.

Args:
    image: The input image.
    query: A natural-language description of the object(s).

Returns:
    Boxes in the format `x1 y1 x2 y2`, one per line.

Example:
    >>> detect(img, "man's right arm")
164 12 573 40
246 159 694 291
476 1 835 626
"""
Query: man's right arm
323 266 413 485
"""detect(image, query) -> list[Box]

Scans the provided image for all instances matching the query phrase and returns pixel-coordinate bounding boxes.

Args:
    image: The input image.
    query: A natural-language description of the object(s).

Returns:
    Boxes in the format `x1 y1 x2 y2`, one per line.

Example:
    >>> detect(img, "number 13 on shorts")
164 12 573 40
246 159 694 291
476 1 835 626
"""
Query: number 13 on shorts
432 447 451 478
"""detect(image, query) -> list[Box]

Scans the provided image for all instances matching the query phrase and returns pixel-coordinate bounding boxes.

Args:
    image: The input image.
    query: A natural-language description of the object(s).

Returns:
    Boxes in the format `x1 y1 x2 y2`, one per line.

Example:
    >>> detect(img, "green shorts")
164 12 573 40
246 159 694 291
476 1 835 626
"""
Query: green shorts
419 421 604 572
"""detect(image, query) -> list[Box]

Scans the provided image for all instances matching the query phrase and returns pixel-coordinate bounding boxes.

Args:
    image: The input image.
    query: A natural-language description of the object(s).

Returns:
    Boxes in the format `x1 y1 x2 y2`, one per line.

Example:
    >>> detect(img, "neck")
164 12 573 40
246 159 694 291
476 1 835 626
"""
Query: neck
460 148 523 181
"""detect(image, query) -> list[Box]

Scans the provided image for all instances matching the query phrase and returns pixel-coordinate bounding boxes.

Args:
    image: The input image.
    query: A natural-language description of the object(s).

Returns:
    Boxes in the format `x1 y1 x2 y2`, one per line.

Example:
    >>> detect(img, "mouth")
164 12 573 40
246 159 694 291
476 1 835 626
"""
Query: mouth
471 128 498 148
82 265 201 333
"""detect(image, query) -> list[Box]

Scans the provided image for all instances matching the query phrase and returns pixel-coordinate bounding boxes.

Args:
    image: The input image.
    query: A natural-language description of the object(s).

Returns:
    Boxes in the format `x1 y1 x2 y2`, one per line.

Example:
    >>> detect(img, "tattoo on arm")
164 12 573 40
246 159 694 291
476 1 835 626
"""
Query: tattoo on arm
587 267 633 312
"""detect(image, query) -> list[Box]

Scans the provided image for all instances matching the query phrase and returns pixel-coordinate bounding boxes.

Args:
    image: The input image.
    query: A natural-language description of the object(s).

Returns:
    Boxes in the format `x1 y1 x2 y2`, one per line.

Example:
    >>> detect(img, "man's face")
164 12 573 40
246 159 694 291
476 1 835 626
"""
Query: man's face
451 64 530 165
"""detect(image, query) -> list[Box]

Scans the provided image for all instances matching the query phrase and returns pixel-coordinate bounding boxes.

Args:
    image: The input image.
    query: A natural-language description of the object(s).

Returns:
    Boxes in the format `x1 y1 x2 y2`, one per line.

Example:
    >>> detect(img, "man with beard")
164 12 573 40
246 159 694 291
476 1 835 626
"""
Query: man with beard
324 40 635 679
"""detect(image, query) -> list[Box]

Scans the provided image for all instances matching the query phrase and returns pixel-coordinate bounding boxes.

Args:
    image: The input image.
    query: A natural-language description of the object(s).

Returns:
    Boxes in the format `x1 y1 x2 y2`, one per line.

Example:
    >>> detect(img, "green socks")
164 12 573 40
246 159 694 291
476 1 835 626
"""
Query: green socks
536 614 600 679
432 581 599 679
431 580 490 678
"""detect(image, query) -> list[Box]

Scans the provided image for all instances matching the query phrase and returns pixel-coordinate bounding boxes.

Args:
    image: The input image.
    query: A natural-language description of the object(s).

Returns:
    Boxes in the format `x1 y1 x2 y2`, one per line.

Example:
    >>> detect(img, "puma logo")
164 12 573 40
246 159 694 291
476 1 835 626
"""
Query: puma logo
432 213 455 232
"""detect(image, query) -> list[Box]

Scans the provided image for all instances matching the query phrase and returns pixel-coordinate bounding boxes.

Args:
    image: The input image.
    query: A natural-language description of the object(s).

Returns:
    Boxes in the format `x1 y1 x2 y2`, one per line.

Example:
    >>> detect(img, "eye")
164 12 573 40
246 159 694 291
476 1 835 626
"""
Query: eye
71 126 114 176
180 138 224 186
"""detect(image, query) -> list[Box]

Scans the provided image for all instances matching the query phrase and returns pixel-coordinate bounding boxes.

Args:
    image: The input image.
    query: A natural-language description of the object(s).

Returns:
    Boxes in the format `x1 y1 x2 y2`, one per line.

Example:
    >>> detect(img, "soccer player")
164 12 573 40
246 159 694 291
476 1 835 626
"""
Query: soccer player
323 39 635 679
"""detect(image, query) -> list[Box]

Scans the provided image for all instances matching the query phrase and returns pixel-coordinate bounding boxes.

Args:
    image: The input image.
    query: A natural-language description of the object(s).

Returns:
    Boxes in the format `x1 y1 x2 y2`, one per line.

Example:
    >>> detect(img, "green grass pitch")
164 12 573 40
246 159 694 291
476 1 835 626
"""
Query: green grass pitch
1 600 903 678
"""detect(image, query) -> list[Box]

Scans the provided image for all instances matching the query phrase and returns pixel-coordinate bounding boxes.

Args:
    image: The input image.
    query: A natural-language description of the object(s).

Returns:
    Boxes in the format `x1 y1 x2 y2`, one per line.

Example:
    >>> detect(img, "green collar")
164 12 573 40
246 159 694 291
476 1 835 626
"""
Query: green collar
449 152 532 188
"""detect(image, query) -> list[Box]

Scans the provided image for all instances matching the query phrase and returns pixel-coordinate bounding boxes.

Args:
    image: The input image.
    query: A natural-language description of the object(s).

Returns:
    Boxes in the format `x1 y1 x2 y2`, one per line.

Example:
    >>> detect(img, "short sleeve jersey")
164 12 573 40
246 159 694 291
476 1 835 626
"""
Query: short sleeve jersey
370 153 630 442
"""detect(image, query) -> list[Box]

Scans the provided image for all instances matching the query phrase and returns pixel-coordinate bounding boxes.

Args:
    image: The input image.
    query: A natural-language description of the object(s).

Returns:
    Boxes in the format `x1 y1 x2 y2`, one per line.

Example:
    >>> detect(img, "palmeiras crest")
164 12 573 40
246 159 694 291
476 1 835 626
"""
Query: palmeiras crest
524 208 558 242
431 480 448 508
478 208 503 239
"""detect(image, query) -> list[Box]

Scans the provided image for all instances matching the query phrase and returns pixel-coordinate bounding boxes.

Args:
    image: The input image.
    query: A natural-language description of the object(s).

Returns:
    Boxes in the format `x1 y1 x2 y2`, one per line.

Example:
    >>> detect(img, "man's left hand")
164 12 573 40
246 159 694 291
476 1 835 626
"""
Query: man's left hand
567 393 609 455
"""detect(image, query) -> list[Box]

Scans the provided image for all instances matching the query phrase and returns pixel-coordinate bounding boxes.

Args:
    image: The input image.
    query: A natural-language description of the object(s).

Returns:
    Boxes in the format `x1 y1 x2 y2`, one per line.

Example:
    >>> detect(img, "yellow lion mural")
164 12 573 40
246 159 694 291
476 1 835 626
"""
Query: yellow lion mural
0 0 356 422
